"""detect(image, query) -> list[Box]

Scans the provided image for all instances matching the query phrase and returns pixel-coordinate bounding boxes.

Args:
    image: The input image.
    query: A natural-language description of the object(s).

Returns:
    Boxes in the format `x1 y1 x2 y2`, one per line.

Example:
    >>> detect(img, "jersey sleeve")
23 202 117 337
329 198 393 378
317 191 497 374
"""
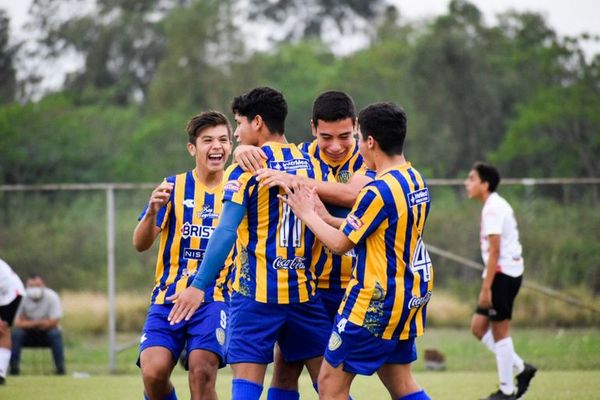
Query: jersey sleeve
482 203 504 236
354 165 377 179
341 186 386 244
223 164 254 206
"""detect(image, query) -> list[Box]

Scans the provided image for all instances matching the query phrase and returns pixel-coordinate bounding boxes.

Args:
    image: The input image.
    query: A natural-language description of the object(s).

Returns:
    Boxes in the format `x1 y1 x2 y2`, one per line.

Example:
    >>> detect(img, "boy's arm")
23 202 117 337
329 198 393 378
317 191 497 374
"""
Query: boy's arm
256 168 372 208
479 235 501 308
133 181 173 251
167 201 245 324
280 186 354 255
233 145 268 173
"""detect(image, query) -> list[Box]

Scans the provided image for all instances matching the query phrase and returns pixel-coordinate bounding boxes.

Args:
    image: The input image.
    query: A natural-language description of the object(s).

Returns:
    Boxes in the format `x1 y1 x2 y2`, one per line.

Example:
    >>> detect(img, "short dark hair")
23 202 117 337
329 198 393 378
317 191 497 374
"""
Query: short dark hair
231 87 287 134
472 162 501 192
358 102 407 156
312 90 356 127
185 111 232 145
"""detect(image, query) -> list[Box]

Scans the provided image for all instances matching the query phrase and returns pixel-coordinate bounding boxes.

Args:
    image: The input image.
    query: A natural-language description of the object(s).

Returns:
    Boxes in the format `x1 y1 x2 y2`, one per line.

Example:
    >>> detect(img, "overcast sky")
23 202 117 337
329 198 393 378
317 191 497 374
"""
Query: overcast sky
2 0 600 40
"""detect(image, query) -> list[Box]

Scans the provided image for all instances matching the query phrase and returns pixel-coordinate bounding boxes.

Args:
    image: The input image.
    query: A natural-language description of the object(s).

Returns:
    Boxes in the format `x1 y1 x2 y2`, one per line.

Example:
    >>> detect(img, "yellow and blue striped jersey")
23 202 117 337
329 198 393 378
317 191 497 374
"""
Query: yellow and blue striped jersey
298 140 376 290
224 141 333 304
138 170 232 304
339 163 433 340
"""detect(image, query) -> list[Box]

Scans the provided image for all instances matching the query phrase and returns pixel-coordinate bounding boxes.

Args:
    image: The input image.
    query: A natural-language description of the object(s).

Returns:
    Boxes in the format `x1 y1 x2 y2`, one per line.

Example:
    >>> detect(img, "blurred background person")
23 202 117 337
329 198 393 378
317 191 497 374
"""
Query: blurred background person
10 274 65 376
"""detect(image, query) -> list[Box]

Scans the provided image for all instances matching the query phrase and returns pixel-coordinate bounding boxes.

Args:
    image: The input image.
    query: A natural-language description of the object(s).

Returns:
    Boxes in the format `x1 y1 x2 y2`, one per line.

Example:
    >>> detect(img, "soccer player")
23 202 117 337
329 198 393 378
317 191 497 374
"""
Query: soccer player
0 258 25 385
281 102 433 400
464 162 537 400
233 90 374 399
168 87 333 400
133 111 233 400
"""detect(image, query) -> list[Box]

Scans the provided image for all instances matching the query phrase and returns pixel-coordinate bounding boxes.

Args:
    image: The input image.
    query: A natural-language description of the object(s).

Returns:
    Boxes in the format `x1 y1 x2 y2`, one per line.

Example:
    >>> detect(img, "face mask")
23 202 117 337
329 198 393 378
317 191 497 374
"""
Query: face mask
26 287 43 300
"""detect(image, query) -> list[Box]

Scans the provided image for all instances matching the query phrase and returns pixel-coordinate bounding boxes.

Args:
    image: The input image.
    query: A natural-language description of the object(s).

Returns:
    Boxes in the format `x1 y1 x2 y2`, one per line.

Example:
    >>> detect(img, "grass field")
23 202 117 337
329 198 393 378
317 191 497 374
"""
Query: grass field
3 328 600 399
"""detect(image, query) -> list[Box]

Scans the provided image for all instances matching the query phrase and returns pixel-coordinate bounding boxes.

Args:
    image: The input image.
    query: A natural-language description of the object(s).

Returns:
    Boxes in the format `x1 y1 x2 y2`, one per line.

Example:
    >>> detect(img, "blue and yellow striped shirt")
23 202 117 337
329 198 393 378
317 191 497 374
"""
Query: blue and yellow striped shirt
339 163 433 340
139 170 232 304
298 140 376 290
224 142 333 304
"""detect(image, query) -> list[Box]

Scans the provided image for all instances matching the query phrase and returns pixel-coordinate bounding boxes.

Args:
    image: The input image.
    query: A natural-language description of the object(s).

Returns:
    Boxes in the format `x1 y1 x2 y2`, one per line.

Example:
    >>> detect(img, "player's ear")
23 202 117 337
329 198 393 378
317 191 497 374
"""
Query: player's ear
187 142 196 157
310 119 317 137
367 135 376 150
253 115 263 131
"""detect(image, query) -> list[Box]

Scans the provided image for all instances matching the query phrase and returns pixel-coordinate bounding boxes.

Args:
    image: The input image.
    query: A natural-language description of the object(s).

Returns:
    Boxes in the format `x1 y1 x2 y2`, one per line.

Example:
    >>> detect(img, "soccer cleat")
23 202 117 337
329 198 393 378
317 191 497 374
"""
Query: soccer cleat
515 363 537 399
480 389 516 400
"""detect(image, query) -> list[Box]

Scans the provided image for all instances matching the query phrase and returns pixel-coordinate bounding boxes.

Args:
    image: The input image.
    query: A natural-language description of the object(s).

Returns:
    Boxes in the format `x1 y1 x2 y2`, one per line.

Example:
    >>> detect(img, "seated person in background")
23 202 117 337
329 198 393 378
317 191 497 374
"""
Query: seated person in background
10 274 65 376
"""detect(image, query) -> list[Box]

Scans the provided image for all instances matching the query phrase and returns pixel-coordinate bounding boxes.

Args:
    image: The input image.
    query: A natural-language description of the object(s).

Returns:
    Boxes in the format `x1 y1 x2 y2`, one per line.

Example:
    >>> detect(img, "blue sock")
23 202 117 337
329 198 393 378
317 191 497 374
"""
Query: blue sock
398 390 431 400
267 387 300 400
165 388 178 400
232 378 263 400
143 388 177 400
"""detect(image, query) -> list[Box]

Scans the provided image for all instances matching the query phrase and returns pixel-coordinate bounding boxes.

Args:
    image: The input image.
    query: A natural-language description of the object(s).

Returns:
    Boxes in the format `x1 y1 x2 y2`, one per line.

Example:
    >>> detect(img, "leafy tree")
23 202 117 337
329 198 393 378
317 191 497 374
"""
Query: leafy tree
24 0 180 104
492 81 600 177
246 0 386 42
146 0 241 113
0 10 17 104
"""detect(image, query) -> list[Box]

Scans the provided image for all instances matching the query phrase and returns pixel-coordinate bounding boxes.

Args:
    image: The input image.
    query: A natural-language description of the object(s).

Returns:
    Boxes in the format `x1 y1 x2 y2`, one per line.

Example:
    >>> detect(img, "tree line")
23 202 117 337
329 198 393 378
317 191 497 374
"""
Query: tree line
0 0 599 184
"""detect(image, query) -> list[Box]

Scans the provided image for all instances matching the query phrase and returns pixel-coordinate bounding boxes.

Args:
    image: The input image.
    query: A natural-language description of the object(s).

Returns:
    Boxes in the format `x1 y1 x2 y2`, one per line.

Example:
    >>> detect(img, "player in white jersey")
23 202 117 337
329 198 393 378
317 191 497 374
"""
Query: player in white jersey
0 258 25 384
464 162 536 400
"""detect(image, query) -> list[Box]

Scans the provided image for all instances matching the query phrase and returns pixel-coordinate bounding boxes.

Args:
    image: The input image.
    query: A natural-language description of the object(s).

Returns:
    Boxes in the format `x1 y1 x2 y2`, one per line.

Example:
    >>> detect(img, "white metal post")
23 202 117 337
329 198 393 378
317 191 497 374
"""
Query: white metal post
107 187 117 373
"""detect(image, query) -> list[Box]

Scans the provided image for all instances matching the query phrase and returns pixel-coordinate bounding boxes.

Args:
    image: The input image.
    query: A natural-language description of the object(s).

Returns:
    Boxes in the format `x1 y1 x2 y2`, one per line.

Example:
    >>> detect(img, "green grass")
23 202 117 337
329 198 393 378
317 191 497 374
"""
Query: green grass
6 328 600 399
4 370 600 399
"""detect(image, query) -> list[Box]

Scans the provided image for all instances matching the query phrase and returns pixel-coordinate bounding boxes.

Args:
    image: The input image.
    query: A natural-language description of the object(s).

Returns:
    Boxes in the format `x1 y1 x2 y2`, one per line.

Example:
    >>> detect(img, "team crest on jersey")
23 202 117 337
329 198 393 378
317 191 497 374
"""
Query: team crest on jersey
198 204 219 219
328 332 342 351
224 180 241 193
269 159 312 172
345 214 364 231
215 328 226 345
408 188 430 207
336 170 352 184
180 222 215 239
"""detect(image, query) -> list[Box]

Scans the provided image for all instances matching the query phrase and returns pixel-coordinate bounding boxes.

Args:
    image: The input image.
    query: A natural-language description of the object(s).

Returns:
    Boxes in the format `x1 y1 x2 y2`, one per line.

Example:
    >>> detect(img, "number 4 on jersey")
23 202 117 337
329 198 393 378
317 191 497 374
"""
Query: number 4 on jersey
410 238 432 282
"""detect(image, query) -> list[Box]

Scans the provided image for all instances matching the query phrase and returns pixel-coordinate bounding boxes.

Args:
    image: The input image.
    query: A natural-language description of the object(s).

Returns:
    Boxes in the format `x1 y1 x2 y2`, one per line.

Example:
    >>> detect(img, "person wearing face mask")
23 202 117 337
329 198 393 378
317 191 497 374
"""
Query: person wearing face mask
0 258 25 384
10 274 65 376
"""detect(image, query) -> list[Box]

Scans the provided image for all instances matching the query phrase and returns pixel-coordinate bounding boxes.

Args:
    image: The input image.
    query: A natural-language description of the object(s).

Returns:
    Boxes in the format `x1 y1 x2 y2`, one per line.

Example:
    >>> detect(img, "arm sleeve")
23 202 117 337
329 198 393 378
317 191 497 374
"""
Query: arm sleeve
191 201 245 291
341 186 386 244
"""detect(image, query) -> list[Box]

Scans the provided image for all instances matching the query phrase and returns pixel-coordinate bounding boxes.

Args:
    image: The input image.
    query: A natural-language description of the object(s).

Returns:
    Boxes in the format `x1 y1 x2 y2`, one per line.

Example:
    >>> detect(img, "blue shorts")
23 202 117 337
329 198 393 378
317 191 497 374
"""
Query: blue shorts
318 287 346 322
138 301 228 368
324 315 417 376
226 292 331 364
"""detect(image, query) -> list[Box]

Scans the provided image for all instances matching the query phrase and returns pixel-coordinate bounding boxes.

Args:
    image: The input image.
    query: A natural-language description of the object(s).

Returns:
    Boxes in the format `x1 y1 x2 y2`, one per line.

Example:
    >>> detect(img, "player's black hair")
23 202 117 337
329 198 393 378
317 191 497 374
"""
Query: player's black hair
186 111 232 145
472 162 501 192
312 90 356 127
358 102 407 156
231 87 288 135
